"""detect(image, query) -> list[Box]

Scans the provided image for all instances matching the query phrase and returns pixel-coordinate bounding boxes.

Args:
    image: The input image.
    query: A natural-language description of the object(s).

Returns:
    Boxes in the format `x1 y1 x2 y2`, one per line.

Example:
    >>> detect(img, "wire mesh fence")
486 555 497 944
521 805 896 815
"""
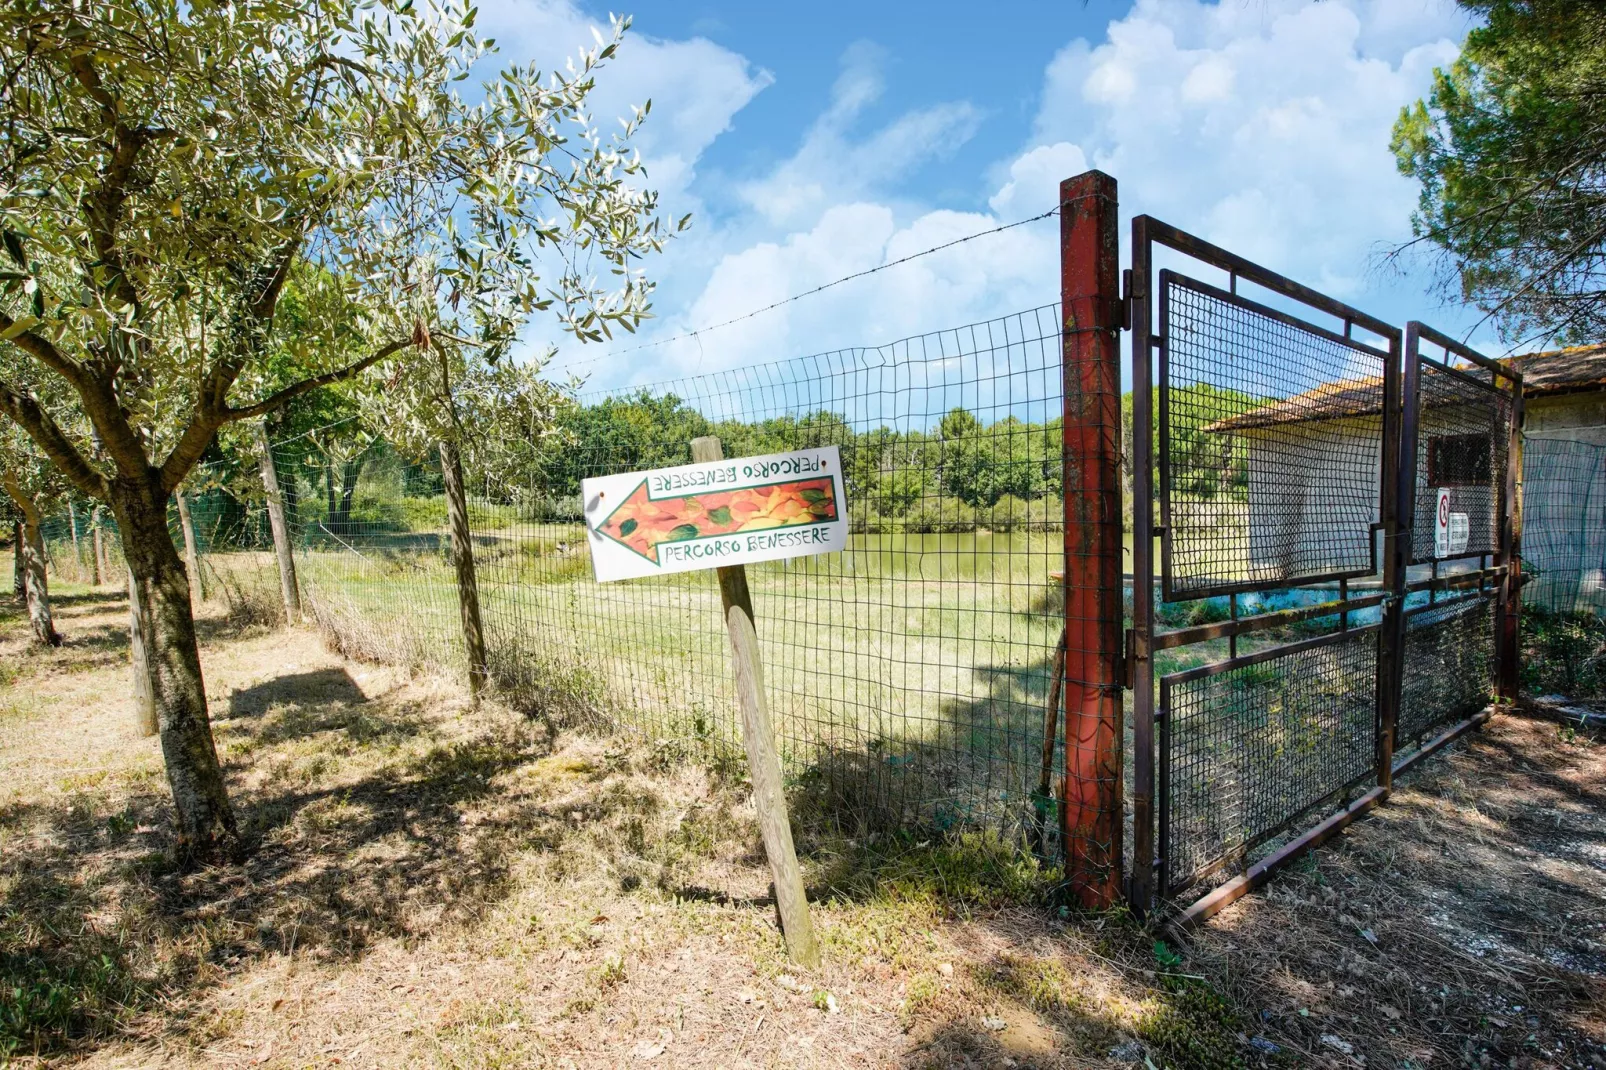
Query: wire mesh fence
1159 271 1388 600
52 306 1076 846
1517 436 1606 698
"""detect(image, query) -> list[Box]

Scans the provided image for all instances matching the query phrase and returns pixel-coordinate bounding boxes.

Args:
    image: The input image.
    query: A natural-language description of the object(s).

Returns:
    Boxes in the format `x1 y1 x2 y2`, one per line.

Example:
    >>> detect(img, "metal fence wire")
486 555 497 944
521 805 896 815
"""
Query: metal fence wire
1522 437 1606 615
173 306 1081 845
24 184 1579 918
1159 271 1388 600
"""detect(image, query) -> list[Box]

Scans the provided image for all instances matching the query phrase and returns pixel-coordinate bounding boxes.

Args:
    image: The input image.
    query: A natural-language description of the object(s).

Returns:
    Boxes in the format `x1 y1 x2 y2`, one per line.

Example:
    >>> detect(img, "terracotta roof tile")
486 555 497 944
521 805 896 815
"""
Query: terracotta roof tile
1203 343 1606 432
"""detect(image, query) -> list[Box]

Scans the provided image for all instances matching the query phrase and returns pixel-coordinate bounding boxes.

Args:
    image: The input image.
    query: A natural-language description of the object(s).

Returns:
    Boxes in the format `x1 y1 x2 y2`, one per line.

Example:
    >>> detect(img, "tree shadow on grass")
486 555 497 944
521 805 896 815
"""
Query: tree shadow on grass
0 661 672 1057
226 667 369 719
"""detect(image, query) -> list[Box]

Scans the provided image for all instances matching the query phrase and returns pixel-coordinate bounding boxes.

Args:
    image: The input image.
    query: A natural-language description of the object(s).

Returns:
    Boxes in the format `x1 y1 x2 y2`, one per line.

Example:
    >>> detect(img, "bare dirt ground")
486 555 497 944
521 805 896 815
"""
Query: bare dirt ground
1 585 1602 1069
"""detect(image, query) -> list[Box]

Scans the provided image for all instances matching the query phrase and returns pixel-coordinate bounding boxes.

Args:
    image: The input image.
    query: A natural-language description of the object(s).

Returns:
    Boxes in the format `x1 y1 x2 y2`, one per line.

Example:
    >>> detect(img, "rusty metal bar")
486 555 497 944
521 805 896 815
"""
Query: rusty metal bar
1162 622 1381 686
1128 214 1158 917
1172 785 1389 932
1376 323 1407 794
1413 320 1523 386
1058 170 1124 909
1499 367 1525 702
1137 217 1397 339
1152 593 1385 651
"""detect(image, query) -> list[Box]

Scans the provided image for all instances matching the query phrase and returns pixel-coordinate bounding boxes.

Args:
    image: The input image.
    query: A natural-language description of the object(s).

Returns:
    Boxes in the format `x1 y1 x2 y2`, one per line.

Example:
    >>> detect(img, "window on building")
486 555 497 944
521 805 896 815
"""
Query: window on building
1426 434 1492 486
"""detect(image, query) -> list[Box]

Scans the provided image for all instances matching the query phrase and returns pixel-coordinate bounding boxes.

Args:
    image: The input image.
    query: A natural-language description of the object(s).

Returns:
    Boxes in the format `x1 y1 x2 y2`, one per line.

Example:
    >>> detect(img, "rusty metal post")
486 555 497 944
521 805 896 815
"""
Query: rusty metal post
1058 170 1124 909
1128 217 1157 914
1377 326 1411 793
1498 376 1525 703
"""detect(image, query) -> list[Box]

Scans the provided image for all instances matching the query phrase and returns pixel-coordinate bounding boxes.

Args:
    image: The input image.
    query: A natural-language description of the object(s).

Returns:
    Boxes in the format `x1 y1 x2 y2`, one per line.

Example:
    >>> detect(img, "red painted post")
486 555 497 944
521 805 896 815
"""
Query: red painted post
1058 170 1124 908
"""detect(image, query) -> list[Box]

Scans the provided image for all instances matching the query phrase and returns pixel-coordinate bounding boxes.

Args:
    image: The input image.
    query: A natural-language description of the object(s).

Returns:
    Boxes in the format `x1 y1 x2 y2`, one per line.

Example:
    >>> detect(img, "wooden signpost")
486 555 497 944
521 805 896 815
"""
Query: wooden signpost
582 439 832 967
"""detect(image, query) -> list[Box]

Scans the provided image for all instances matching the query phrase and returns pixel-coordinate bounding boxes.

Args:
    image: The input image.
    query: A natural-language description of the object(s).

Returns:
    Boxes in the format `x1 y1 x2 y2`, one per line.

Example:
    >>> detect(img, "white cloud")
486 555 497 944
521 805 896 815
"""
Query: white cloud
474 0 772 206
556 0 1493 389
735 43 983 230
1034 0 1467 302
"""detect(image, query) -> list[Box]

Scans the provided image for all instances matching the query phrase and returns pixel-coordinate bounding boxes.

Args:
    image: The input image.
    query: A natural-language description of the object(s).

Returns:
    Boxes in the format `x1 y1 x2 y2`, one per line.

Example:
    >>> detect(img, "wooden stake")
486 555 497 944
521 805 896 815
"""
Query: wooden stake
128 571 157 737
176 491 206 603
91 506 105 586
689 435 821 968
257 423 301 621
439 439 488 700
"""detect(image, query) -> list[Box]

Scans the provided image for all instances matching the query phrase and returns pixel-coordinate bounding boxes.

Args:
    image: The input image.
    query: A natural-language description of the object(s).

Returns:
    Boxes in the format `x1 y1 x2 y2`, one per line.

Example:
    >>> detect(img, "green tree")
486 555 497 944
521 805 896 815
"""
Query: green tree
0 0 670 859
1392 0 1606 342
0 421 67 646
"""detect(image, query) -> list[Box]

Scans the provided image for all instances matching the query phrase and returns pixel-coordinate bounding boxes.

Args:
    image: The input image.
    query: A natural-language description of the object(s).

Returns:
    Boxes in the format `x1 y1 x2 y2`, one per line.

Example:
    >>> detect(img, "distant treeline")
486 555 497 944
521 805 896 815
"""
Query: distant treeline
137 384 1263 547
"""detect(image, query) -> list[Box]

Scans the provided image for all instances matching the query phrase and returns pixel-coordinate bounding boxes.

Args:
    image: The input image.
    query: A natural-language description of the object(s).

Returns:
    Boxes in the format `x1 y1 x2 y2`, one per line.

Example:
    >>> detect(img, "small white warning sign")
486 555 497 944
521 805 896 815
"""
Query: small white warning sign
1434 487 1451 558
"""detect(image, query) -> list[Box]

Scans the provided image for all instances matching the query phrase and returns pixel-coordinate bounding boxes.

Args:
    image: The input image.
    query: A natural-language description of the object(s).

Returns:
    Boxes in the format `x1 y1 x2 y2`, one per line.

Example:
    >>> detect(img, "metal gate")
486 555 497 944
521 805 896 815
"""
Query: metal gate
1124 217 1521 922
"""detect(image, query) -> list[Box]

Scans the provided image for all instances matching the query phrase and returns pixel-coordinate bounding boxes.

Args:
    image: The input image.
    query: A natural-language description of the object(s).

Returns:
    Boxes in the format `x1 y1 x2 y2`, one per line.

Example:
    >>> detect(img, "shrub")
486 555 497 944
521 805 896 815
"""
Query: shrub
903 498 976 534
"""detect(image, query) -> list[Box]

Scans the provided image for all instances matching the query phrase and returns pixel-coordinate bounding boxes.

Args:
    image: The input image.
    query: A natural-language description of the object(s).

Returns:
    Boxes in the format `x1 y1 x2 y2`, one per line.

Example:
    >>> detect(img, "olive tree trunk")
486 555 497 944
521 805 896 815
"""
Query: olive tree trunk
11 520 21 597
112 473 236 857
176 491 205 603
21 516 60 647
256 424 300 621
2 479 61 647
439 439 488 699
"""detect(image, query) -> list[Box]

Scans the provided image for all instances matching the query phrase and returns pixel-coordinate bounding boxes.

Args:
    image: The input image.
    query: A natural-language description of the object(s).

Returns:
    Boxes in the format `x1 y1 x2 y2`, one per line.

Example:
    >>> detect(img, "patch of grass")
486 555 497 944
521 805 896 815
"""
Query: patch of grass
1134 974 1255 1070
826 830 1059 911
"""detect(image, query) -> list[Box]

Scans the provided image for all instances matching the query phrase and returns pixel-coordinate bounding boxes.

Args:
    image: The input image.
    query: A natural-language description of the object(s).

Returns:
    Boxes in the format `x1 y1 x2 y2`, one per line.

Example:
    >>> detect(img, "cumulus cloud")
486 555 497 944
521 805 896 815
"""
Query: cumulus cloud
474 0 772 206
550 0 1490 388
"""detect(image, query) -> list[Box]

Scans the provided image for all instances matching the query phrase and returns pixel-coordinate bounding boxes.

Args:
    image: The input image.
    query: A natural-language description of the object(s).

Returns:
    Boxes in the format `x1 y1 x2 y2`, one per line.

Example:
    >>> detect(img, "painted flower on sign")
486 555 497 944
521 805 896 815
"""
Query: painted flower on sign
599 478 838 562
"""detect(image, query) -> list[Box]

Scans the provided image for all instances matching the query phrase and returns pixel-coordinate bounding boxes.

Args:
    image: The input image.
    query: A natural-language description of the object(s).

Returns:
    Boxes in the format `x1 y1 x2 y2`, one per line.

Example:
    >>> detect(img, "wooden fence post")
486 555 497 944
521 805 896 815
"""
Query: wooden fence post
257 423 301 622
176 490 206 604
128 571 158 737
68 501 81 572
91 506 105 586
690 435 821 968
439 439 488 700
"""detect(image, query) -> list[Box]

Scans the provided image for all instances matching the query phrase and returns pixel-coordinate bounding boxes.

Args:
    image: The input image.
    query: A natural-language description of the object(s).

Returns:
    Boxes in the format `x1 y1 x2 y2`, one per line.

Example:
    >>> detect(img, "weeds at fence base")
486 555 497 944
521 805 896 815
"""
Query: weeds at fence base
482 630 611 733
212 557 285 631
1521 603 1606 699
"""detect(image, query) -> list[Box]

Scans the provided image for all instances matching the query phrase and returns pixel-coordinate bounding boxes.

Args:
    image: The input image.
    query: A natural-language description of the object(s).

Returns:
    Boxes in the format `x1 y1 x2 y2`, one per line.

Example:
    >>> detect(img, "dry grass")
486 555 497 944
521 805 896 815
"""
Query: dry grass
1 584 1602 1069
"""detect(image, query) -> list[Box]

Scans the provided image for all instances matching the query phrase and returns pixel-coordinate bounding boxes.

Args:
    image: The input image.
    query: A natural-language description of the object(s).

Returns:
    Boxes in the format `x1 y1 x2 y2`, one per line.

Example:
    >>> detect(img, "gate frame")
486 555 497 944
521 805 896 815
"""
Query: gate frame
1400 322 1524 708
1128 215 1405 920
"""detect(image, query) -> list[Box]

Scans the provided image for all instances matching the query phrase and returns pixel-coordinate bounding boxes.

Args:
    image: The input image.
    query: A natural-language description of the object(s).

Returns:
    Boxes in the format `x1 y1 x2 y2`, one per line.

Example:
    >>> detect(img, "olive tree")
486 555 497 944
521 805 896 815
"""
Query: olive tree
0 422 66 646
0 0 670 859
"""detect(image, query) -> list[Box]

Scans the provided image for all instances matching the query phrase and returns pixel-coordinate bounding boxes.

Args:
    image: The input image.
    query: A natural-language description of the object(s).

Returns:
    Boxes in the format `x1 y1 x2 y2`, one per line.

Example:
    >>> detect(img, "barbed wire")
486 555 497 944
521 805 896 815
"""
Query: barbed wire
545 204 1063 376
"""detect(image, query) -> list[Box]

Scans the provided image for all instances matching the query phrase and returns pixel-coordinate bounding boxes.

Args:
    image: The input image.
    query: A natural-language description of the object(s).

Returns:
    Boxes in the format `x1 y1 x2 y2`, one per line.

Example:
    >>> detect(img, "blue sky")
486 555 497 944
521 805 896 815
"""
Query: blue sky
475 0 1488 391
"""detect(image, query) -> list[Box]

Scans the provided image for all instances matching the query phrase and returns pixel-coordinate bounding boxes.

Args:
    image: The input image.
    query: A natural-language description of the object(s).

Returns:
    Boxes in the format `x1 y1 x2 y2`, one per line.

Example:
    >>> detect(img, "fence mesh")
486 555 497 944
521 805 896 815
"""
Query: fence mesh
1159 272 1386 600
1158 628 1378 895
56 306 1077 845
1408 357 1513 565
1397 593 1497 749
1517 436 1606 699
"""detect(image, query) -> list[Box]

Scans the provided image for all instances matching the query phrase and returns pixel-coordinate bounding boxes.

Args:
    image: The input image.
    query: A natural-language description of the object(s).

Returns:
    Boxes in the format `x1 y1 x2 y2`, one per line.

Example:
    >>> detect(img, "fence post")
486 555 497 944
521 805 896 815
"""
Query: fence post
128 571 158 737
256 423 301 622
1498 380 1525 703
1378 327 1412 794
690 434 820 967
68 501 81 569
91 505 106 586
439 439 489 700
176 490 206 604
1058 170 1124 910
11 519 20 597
